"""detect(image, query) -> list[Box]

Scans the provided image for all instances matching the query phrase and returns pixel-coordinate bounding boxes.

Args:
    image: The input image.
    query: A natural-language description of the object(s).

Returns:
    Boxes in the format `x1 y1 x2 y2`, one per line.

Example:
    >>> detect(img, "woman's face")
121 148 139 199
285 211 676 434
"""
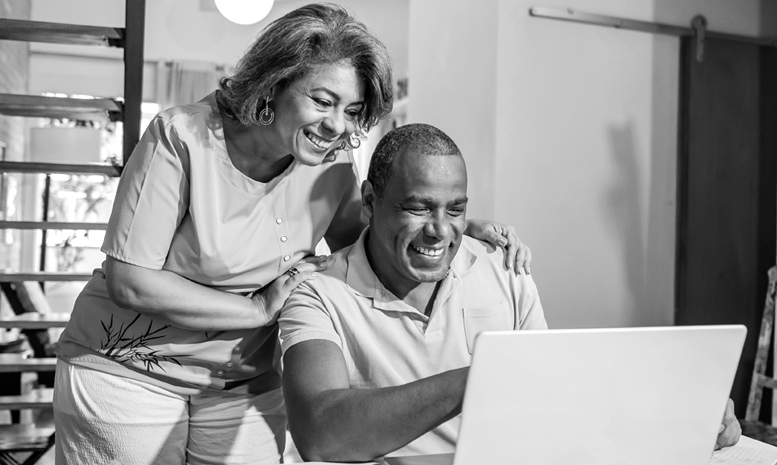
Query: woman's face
269 62 365 166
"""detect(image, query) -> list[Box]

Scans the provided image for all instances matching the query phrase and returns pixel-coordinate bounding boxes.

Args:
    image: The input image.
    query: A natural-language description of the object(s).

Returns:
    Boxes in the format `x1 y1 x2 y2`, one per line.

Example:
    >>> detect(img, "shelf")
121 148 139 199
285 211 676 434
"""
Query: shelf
0 388 53 410
0 313 70 329
0 93 122 122
0 18 123 47
0 161 122 176
0 272 92 282
0 355 57 373
0 221 108 231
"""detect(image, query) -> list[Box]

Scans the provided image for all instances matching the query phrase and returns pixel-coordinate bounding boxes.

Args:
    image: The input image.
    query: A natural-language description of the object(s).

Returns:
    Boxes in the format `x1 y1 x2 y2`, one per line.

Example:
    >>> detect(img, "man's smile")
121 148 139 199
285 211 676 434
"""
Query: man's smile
410 244 446 258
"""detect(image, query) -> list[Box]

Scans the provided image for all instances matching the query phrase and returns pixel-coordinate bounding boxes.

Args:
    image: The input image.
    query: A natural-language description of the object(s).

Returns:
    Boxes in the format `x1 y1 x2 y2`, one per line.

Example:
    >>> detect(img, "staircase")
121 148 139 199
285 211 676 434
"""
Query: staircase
0 2 144 463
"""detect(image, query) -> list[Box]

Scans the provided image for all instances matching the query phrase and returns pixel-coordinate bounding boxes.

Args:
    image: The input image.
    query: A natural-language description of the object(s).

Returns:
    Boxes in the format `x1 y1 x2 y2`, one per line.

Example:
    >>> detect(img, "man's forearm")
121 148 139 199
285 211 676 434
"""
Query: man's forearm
287 367 468 462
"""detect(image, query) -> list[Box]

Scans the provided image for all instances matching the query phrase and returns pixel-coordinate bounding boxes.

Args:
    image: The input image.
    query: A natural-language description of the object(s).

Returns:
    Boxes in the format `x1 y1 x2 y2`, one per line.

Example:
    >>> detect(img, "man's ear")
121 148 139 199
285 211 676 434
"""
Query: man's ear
361 180 377 220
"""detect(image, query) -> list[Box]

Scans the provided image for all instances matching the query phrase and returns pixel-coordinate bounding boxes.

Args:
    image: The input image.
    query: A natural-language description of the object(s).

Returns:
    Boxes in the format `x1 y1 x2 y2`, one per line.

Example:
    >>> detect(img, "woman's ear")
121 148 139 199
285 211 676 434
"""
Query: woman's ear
361 180 377 220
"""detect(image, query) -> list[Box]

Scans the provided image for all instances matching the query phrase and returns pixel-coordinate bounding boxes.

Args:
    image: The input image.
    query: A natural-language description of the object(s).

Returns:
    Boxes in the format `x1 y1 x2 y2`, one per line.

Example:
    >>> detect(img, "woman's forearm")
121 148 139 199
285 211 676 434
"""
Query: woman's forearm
105 257 265 331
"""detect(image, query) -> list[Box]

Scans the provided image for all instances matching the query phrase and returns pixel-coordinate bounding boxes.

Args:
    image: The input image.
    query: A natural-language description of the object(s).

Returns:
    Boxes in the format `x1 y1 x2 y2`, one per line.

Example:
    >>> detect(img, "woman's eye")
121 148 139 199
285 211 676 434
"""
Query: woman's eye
313 98 331 107
346 109 361 119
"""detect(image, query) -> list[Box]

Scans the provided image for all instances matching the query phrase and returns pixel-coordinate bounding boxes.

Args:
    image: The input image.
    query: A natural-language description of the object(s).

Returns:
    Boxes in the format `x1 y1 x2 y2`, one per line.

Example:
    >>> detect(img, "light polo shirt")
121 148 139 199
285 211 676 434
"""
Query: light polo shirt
279 228 547 456
57 92 365 395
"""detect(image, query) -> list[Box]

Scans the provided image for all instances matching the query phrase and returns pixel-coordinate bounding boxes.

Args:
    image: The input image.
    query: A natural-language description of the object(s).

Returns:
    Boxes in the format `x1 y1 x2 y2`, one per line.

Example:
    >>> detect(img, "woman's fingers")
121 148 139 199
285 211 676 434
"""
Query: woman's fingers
514 245 532 276
295 255 329 265
284 268 317 289
502 228 518 272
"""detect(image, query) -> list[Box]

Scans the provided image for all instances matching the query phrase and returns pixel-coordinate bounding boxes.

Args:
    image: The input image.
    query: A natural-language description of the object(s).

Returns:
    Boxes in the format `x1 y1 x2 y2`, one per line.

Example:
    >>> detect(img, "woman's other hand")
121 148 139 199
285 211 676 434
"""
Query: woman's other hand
250 255 329 325
465 219 532 275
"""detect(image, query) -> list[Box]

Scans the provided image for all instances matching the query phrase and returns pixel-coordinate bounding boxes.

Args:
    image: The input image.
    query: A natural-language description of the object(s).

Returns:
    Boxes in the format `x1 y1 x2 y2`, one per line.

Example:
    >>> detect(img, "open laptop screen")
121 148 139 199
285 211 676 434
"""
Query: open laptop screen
453 326 745 465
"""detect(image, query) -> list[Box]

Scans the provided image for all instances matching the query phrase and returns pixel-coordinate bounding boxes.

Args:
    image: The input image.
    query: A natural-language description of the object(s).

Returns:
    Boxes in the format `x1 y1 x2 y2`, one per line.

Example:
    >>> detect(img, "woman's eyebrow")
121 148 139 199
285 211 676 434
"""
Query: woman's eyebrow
311 87 364 105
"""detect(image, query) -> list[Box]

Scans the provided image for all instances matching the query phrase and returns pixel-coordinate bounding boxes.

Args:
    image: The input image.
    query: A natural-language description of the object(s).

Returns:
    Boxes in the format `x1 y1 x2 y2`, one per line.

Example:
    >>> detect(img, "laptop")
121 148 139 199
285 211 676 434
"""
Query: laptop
386 325 746 465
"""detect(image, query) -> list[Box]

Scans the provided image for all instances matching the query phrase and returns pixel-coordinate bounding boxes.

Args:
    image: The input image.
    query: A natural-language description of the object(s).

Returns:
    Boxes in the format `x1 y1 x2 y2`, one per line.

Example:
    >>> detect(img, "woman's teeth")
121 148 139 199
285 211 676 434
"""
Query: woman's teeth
411 245 444 257
305 131 334 150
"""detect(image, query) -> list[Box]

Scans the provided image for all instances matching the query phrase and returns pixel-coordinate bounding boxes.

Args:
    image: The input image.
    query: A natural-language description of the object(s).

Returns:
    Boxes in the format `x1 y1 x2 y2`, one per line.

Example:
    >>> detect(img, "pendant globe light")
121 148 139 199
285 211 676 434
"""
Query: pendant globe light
215 0 275 25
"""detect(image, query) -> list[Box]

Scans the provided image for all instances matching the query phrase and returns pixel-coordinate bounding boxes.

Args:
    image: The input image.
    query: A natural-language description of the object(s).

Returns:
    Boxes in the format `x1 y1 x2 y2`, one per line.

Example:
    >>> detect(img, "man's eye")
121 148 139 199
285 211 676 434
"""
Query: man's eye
407 208 428 215
448 208 465 217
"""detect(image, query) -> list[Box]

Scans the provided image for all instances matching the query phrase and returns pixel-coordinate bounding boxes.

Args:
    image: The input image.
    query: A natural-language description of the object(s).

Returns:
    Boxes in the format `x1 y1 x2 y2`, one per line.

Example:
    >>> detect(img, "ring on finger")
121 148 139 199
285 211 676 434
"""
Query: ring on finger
286 267 300 277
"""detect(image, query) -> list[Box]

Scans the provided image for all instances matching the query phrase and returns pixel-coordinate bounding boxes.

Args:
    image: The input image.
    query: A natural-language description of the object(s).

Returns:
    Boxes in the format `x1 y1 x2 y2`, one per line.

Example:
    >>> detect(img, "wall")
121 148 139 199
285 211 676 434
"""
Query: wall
407 0 497 220
409 0 774 329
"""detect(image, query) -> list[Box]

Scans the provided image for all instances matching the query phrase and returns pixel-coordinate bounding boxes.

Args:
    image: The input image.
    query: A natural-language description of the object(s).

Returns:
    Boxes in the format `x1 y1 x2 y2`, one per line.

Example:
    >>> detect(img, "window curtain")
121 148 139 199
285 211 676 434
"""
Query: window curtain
156 60 224 111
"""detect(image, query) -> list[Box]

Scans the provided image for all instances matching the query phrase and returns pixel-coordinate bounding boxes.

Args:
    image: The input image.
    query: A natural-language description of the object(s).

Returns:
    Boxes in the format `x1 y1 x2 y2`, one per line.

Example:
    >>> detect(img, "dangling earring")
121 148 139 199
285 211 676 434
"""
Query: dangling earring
348 133 362 149
259 97 274 125
337 132 364 151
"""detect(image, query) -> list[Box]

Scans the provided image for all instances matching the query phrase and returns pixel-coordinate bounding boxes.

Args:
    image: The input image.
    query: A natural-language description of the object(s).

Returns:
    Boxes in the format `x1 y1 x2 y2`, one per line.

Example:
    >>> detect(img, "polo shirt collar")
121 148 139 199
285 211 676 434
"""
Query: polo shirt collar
345 227 478 312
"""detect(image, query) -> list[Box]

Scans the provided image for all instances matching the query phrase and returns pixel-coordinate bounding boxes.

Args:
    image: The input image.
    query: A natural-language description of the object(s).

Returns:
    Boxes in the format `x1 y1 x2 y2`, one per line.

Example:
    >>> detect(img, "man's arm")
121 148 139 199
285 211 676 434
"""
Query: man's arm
283 339 468 462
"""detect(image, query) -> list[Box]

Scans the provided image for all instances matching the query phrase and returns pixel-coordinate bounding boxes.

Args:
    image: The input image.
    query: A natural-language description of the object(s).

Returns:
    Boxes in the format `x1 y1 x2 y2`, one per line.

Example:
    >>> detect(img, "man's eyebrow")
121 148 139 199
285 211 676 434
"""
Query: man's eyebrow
402 195 469 204
311 87 364 105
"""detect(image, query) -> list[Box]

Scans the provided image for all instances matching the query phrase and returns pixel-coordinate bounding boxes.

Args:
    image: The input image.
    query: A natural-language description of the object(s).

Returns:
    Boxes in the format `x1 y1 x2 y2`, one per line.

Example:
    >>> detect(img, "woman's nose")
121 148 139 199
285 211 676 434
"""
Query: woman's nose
322 109 346 136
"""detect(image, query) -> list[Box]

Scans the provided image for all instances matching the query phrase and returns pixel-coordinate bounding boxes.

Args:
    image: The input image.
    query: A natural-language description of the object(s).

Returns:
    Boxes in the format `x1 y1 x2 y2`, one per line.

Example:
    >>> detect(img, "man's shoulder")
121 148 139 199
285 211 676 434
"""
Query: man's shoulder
457 237 538 290
458 236 505 271
293 245 355 299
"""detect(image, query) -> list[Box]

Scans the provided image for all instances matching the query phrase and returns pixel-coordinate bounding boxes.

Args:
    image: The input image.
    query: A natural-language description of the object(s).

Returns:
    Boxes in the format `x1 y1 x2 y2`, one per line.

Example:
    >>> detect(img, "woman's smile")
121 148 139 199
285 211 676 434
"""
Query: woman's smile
304 130 336 151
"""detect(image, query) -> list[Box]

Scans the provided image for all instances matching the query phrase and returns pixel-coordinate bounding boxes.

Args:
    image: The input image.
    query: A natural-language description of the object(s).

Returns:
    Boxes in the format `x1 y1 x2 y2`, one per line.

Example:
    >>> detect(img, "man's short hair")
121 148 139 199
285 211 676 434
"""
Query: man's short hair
367 123 462 198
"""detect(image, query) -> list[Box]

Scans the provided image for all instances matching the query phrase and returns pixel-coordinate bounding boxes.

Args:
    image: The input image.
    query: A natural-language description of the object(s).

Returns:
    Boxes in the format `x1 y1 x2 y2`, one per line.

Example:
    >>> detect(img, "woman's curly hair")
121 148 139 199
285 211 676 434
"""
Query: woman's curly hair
216 3 394 140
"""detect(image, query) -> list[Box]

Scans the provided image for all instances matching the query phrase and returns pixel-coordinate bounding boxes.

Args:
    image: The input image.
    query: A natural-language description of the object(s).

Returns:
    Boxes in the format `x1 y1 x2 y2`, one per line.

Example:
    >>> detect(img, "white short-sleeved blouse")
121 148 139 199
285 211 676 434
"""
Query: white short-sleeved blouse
56 92 364 394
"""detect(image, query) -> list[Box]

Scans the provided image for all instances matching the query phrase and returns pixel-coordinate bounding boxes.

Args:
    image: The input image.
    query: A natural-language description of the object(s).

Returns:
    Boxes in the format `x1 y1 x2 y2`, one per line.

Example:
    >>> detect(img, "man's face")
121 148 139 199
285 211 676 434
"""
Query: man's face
364 149 468 294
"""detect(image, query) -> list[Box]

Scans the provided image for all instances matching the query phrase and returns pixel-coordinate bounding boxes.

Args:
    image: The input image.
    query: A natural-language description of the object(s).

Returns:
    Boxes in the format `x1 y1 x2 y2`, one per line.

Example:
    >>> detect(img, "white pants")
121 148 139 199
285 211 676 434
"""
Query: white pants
53 360 286 465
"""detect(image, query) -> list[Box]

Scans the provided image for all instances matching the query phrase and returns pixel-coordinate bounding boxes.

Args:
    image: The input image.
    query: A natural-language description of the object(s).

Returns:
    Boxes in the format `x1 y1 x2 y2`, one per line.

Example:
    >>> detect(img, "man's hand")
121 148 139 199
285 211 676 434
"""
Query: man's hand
715 398 741 450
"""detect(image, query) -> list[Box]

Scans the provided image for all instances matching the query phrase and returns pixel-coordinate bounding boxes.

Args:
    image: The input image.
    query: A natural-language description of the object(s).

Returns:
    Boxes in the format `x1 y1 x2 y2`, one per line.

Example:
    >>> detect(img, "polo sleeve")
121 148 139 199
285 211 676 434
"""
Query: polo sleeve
323 152 367 252
513 274 548 330
101 116 190 269
278 282 343 355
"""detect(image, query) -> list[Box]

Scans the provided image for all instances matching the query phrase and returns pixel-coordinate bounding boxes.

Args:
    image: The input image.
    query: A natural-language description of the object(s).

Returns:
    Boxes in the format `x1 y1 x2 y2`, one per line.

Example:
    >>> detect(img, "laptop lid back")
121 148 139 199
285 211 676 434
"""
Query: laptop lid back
453 325 746 465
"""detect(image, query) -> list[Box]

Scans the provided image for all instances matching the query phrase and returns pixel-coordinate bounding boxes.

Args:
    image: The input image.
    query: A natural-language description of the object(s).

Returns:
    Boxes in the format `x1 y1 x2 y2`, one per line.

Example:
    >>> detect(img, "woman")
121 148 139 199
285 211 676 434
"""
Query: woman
53 4 531 464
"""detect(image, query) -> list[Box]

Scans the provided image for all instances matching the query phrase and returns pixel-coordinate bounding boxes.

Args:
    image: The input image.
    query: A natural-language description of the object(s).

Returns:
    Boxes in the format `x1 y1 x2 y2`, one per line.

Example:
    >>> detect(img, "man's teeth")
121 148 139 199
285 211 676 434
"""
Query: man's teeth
306 131 334 149
411 245 443 257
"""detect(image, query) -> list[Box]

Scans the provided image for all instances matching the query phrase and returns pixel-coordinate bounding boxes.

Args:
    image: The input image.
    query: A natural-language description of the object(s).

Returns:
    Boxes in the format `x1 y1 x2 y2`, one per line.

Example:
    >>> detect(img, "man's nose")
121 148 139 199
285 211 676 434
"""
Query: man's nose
423 213 450 239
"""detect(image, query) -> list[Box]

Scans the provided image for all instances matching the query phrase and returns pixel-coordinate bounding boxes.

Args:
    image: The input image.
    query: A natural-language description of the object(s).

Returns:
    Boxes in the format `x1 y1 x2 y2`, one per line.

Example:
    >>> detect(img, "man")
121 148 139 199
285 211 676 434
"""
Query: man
278 123 740 462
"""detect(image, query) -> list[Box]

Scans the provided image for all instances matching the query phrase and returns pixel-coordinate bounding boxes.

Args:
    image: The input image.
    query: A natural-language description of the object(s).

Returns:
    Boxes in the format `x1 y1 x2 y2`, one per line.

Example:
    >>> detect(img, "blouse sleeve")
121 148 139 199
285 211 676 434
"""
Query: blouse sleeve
101 116 190 270
323 152 368 252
